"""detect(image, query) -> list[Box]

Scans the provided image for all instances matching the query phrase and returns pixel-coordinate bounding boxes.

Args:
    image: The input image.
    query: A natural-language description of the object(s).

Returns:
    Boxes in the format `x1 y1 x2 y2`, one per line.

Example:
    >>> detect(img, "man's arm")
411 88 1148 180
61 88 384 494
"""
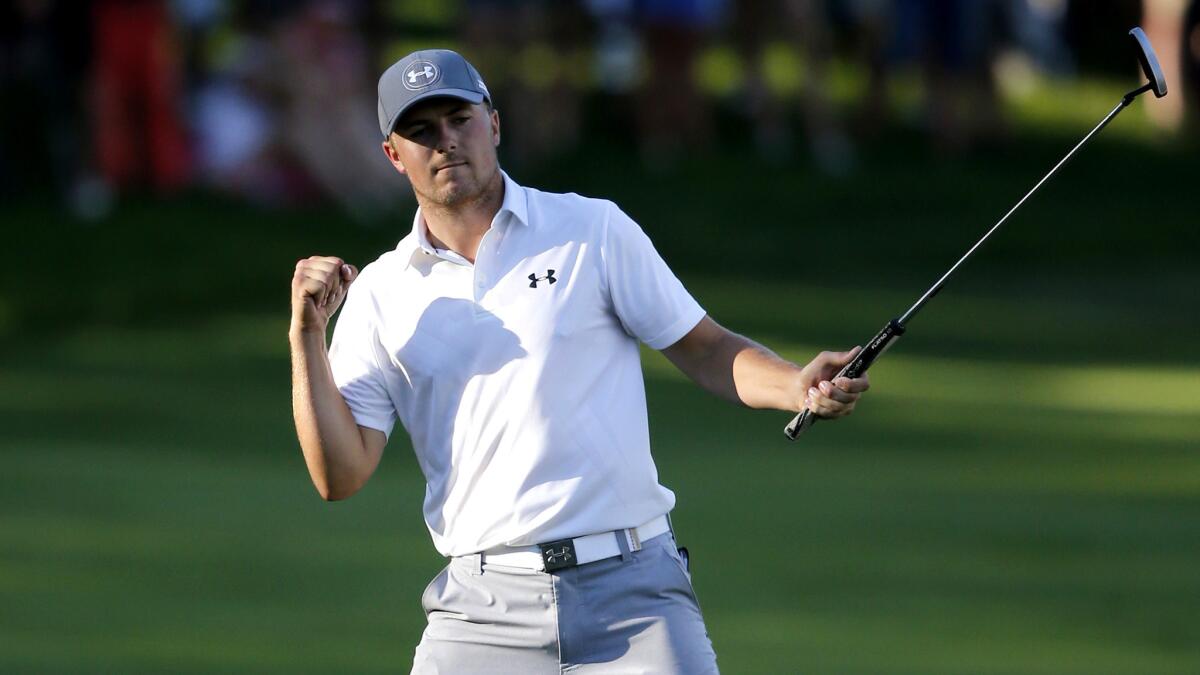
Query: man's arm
290 256 387 501
660 316 869 417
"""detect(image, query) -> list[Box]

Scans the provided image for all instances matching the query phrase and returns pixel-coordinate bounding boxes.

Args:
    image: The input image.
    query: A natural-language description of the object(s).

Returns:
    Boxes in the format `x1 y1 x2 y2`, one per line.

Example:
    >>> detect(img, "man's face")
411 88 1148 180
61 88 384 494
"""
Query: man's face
383 98 501 207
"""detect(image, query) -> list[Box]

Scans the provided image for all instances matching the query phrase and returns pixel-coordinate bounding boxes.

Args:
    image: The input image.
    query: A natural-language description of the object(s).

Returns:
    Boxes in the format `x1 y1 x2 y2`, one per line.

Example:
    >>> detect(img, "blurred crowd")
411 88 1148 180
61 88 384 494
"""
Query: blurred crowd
2 0 1198 220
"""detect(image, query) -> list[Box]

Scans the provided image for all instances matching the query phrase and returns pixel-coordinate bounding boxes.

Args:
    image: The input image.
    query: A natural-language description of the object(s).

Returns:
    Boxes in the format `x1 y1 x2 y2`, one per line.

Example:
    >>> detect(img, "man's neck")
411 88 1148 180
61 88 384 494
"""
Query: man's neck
420 172 505 264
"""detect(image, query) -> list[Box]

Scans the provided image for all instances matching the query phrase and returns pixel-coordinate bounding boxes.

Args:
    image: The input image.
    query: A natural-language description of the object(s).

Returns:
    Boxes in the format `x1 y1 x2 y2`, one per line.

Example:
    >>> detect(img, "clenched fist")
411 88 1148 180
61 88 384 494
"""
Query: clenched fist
291 256 359 334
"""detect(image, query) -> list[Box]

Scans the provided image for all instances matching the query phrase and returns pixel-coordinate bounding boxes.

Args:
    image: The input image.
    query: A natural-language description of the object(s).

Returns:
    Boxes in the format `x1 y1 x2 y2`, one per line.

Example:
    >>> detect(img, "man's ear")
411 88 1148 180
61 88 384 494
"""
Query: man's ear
490 108 501 147
382 136 408 174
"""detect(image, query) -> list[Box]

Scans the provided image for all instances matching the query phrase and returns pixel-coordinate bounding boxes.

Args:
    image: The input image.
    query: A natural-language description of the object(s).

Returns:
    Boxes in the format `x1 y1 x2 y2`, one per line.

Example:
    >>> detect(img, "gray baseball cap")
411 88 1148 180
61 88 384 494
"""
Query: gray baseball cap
377 49 492 138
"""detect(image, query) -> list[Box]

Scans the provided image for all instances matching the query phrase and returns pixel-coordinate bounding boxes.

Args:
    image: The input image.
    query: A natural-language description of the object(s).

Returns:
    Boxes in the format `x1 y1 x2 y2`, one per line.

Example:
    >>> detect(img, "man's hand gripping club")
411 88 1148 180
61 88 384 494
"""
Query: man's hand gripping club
795 347 871 419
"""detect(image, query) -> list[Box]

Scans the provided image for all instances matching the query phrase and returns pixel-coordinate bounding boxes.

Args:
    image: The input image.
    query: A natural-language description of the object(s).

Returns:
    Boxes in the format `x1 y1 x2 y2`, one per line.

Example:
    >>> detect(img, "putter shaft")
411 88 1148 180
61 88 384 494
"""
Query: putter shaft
898 96 1131 327
785 85 1149 442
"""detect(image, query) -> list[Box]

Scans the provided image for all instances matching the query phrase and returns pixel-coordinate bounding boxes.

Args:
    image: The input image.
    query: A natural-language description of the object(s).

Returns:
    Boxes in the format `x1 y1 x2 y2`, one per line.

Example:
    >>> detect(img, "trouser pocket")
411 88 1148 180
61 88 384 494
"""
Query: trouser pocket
419 565 450 615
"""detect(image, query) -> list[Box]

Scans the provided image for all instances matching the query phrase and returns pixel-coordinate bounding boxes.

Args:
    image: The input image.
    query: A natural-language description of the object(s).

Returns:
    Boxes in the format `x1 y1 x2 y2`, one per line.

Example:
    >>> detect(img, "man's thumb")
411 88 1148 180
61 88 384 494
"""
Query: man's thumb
839 346 863 364
341 264 359 283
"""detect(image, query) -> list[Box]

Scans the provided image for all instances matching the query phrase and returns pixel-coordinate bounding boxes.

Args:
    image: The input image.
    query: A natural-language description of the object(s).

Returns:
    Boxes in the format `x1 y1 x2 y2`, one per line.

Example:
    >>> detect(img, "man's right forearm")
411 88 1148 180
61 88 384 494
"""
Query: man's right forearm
290 327 379 500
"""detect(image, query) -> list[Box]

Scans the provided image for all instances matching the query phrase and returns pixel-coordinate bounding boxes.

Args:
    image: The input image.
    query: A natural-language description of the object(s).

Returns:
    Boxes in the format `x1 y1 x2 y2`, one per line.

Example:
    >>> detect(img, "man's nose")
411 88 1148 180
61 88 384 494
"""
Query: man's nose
436 121 459 152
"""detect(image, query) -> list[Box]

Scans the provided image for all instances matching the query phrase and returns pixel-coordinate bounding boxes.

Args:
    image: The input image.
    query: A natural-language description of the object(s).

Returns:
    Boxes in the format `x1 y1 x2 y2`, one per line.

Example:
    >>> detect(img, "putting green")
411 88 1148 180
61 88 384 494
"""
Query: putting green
1 298 1197 673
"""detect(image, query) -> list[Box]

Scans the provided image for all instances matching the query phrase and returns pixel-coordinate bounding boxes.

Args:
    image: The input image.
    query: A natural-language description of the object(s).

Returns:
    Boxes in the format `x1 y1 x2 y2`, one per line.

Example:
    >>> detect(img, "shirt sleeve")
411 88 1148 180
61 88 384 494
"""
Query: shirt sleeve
602 201 706 349
328 281 398 438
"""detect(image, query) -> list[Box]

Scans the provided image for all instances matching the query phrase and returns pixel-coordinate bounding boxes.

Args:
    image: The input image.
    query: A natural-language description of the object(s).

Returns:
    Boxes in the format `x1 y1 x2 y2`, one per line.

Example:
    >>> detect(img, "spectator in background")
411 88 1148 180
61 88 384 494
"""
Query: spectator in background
587 0 644 98
462 0 591 167
1010 0 1073 76
889 0 1009 152
839 0 1074 148
635 0 727 165
191 17 291 204
732 0 854 172
92 0 191 192
835 0 893 138
274 1 408 221
1 0 110 217
1185 0 1200 132
1143 0 1188 131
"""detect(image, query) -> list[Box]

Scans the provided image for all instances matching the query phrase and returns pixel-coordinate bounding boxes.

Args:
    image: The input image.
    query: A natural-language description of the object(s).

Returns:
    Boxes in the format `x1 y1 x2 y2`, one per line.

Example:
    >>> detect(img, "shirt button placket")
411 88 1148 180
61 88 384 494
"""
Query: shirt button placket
475 231 497 301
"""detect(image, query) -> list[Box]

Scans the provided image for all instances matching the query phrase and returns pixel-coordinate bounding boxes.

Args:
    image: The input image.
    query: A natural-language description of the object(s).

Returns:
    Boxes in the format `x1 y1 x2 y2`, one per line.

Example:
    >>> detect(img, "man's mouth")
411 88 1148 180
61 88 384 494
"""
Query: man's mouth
435 162 467 173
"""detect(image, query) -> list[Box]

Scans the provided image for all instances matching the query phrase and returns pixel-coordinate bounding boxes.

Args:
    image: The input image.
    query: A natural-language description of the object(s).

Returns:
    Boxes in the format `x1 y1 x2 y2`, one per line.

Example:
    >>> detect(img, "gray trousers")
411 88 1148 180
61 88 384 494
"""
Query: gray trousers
411 532 719 673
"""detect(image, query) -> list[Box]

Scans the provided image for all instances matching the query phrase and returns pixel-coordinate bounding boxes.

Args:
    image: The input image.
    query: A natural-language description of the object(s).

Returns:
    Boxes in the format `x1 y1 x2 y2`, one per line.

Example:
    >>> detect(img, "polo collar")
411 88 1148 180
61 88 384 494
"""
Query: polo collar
497 170 529 229
397 170 528 269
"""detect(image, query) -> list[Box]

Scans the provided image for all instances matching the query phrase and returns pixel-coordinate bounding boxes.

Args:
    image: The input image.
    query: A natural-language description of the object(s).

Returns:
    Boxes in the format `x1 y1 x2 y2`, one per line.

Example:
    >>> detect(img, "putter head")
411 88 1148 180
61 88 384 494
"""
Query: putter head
1129 27 1168 98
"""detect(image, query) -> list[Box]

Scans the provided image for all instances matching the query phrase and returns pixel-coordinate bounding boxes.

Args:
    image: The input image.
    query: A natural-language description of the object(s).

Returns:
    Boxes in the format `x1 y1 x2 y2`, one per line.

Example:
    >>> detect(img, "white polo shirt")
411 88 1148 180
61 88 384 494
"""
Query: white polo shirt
329 171 705 557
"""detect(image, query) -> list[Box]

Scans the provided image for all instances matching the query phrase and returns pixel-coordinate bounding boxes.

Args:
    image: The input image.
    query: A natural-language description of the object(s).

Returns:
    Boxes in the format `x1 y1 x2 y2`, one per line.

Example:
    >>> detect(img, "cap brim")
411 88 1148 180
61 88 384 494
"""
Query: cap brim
382 89 487 138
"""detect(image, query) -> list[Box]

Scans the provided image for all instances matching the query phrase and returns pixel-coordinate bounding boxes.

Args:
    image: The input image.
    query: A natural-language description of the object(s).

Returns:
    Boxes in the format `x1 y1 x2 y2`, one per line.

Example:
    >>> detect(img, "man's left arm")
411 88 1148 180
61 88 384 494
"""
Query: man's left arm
660 316 869 418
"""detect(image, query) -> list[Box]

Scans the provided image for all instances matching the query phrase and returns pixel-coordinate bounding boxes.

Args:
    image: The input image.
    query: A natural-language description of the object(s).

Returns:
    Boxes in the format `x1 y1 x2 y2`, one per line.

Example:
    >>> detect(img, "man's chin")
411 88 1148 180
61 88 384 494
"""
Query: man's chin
431 180 481 207
417 168 498 208
435 186 471 206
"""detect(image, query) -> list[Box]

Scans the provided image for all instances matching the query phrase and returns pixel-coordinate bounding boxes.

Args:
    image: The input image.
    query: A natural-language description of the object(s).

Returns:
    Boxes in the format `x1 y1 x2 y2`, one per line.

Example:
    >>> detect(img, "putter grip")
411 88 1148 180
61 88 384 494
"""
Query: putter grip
783 318 906 441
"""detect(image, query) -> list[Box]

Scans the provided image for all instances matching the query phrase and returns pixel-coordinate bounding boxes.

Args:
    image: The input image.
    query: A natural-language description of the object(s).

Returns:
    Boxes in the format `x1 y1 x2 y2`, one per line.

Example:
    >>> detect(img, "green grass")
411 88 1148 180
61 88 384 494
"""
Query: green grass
2 289 1198 673
2 106 1198 671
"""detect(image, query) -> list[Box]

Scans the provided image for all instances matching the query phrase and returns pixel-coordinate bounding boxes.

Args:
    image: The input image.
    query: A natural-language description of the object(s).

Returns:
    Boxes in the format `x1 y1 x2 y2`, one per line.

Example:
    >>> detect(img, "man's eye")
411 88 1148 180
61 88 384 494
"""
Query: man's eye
453 116 470 124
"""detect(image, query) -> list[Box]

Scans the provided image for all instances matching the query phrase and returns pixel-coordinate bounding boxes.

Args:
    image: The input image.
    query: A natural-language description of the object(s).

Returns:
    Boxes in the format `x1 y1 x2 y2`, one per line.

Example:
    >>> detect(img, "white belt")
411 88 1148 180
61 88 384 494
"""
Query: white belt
479 515 671 571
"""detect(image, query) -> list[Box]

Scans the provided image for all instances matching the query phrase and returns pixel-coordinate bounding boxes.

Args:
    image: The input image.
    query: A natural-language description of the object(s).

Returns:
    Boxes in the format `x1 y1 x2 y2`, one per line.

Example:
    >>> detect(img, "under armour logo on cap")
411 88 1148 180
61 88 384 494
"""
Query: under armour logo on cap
404 61 440 90
528 270 556 288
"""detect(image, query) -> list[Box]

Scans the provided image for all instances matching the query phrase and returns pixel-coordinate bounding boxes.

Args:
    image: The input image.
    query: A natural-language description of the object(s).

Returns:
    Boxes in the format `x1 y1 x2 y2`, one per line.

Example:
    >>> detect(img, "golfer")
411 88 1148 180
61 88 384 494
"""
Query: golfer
289 49 870 674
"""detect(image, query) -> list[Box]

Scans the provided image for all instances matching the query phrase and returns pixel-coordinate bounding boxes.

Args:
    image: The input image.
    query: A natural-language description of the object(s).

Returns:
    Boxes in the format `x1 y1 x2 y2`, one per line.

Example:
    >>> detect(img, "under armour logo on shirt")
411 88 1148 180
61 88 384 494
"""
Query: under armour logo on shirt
528 270 557 288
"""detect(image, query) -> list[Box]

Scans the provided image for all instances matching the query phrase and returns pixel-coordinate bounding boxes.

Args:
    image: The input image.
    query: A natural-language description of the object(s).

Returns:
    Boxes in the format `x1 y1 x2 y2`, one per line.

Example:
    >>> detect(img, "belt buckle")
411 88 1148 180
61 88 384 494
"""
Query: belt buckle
539 538 577 572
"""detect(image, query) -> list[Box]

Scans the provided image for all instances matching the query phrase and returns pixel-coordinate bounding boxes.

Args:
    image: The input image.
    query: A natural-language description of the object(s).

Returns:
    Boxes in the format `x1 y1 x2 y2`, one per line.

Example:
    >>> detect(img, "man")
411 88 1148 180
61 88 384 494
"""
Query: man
289 49 870 674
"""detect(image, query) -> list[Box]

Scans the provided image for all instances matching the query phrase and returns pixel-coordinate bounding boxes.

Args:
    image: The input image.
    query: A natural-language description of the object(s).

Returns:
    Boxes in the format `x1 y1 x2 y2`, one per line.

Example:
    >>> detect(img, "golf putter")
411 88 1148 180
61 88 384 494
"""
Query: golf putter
785 27 1167 441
